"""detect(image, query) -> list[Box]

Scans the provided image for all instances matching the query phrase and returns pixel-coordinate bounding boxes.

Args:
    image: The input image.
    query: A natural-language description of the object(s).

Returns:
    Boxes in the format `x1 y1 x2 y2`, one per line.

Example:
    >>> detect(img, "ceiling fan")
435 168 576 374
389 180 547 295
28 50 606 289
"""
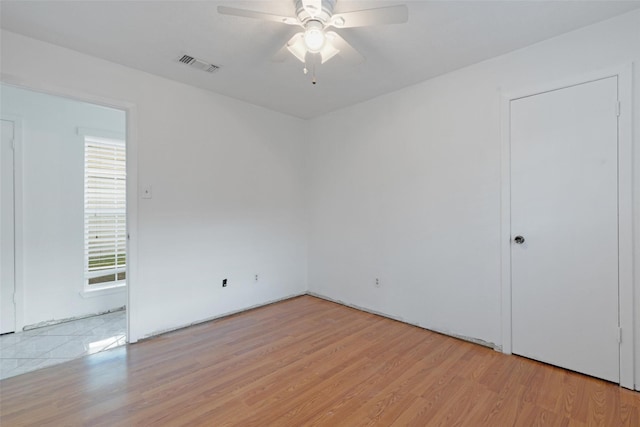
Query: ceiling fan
218 0 408 83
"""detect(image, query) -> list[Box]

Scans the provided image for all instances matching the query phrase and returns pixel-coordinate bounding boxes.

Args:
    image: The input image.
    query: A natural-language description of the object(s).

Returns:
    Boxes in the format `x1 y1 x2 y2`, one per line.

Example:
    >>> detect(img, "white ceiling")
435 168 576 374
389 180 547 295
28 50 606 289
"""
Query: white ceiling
1 1 639 119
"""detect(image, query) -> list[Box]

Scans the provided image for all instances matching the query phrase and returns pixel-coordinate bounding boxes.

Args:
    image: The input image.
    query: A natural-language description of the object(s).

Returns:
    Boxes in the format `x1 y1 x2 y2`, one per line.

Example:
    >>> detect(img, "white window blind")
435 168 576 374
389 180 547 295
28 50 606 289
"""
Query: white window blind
84 136 126 286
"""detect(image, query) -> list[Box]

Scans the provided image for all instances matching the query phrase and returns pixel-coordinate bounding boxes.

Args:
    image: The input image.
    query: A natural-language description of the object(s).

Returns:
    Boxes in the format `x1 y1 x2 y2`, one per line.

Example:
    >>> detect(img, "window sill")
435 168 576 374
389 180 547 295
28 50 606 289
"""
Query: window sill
80 283 127 299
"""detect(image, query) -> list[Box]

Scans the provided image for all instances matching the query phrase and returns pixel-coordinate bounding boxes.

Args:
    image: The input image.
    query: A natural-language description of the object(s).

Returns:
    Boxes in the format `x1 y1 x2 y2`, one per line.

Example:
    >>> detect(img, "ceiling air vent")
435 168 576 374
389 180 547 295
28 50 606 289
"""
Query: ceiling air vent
179 54 195 64
177 54 220 73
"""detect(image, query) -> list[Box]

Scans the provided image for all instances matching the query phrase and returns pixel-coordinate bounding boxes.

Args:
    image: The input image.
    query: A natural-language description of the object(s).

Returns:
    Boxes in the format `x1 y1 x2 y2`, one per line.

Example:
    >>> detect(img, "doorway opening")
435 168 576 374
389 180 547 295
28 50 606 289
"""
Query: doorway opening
0 84 131 379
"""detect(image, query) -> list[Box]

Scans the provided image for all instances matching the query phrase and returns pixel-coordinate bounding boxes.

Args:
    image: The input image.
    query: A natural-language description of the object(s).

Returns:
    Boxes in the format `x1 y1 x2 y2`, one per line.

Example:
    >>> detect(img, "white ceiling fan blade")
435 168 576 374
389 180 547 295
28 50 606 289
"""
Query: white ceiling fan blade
217 6 300 26
286 33 308 63
326 32 365 64
301 0 323 18
329 5 408 28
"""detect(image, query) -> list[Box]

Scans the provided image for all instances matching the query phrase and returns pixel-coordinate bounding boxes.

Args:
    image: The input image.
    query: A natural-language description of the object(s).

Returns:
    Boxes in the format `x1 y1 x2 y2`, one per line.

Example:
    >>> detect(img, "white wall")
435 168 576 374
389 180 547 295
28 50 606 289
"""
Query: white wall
307 9 640 384
1 84 126 327
1 30 308 342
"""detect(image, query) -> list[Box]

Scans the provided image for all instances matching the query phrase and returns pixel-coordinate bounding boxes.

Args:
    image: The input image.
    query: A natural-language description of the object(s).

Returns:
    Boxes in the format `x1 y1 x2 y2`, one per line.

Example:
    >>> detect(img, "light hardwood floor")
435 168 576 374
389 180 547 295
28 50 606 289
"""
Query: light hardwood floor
1 295 638 426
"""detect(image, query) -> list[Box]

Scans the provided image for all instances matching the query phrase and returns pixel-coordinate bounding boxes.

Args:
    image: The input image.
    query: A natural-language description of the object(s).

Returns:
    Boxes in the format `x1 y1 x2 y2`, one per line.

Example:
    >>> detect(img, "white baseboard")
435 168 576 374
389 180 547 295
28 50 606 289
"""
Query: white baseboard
307 291 498 350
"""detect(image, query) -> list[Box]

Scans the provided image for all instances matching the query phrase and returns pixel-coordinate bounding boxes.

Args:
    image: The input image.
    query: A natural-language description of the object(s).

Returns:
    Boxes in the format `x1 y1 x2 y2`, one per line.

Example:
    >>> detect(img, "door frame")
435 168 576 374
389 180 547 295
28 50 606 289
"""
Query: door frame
0 74 139 343
499 64 634 389
1 115 23 333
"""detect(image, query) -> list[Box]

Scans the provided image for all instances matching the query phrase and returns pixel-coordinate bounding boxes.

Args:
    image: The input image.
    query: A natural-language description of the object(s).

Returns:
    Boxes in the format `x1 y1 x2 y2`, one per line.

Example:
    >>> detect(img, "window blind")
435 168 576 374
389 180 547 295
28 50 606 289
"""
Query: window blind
84 136 126 285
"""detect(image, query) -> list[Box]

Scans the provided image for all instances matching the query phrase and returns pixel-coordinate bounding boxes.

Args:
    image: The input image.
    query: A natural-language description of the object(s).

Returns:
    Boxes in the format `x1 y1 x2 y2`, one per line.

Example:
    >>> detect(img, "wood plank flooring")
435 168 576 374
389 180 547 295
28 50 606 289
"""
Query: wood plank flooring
1 295 638 426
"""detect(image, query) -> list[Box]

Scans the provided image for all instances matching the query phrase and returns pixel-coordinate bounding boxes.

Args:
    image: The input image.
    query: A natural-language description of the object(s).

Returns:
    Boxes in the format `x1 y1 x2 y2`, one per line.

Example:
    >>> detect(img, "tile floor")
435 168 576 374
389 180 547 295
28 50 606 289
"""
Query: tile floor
0 310 126 380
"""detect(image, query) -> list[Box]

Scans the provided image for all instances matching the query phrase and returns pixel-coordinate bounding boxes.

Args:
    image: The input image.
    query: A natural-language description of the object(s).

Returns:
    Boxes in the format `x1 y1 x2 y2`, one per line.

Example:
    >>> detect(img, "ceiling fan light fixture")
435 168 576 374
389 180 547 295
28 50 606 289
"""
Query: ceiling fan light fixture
287 34 308 62
304 20 325 52
319 43 340 64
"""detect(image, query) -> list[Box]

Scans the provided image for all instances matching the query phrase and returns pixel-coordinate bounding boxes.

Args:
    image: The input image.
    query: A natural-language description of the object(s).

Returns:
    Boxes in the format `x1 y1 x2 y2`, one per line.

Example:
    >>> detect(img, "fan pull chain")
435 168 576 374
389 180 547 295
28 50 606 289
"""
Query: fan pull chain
312 62 317 85
303 58 318 84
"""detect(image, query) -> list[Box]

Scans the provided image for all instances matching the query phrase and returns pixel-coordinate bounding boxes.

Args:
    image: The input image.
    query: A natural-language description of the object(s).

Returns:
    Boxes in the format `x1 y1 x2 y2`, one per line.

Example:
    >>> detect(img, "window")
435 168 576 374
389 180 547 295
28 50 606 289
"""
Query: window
84 136 126 287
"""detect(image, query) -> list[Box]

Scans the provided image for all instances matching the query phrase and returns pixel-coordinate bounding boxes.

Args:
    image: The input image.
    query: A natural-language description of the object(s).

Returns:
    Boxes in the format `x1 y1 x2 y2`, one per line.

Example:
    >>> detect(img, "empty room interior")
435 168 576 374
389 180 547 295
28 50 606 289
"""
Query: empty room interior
1 0 639 425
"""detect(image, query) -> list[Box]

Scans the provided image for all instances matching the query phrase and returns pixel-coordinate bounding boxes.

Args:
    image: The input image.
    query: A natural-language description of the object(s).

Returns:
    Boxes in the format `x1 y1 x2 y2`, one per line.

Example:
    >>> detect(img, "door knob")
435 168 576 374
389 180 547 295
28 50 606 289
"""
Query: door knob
514 235 525 244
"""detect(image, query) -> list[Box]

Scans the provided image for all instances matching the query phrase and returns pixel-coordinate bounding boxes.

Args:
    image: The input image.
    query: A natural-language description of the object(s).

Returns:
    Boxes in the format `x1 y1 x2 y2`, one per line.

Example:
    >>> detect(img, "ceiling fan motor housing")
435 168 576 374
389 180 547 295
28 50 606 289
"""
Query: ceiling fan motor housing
295 0 336 24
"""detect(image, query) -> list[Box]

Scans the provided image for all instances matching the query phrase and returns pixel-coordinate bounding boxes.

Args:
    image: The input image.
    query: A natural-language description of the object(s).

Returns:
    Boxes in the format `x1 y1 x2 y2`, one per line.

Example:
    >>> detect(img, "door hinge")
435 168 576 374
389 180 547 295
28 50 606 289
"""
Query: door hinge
616 101 621 117
617 327 622 343
11 138 15 151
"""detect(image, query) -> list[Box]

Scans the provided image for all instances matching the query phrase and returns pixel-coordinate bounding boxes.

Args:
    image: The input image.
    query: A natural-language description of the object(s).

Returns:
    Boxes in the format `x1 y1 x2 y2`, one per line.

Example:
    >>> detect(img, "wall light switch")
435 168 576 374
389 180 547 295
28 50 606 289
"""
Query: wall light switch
142 185 152 199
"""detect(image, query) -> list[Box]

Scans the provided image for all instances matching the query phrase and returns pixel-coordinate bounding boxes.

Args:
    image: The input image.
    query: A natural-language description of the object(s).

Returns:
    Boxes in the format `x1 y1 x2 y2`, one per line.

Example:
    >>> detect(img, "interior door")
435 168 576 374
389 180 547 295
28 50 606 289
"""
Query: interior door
1 119 16 334
510 77 619 382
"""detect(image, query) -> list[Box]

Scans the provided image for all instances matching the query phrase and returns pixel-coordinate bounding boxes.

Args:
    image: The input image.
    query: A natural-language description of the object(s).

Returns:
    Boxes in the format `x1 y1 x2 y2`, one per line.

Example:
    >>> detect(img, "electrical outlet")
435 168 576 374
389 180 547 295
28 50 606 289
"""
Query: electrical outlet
255 274 259 282
375 278 380 288
222 278 227 288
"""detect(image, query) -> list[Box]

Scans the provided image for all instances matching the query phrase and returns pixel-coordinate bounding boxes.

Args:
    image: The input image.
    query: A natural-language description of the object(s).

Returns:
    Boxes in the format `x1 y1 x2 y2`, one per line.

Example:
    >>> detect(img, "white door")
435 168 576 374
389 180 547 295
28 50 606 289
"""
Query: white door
1 119 16 334
510 77 619 382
